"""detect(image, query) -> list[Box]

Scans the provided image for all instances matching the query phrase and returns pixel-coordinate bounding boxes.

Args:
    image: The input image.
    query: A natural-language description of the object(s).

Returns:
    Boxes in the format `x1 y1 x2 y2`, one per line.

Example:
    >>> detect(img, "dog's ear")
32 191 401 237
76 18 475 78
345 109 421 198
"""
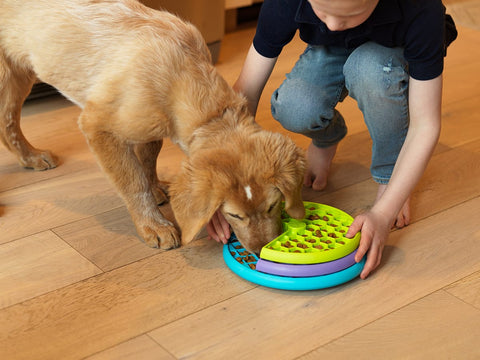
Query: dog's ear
169 159 224 245
271 135 306 219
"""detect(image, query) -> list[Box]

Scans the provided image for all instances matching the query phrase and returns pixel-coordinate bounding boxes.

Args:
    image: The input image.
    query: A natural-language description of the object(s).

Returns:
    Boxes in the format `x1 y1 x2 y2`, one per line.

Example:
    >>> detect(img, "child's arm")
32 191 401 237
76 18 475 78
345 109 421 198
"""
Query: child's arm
207 44 278 243
347 74 443 279
234 44 278 115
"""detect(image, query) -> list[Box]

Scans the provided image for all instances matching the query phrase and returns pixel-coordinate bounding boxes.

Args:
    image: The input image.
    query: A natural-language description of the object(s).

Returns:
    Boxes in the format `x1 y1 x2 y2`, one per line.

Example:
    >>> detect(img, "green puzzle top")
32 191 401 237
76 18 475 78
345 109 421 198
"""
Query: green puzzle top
259 202 361 264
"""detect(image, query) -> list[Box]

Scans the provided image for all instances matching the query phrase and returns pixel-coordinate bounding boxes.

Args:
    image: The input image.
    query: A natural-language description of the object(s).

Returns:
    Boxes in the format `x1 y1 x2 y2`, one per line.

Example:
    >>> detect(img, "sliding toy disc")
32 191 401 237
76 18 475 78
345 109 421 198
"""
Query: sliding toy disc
259 202 361 264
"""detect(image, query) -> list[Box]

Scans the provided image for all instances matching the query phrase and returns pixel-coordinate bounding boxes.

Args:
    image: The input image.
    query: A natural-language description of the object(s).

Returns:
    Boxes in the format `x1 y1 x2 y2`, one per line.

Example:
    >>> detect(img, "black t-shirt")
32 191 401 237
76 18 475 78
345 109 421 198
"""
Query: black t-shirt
253 0 458 80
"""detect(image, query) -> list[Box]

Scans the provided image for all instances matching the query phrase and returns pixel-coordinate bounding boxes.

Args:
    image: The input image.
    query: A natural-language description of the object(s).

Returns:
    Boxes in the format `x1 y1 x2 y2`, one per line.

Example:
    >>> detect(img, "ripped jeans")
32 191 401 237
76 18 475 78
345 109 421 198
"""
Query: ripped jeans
271 42 409 184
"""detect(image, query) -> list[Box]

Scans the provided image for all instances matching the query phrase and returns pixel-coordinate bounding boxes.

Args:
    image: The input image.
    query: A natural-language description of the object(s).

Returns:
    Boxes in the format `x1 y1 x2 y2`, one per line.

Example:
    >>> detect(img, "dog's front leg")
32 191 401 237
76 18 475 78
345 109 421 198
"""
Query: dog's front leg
0 57 57 170
134 141 169 206
78 111 180 250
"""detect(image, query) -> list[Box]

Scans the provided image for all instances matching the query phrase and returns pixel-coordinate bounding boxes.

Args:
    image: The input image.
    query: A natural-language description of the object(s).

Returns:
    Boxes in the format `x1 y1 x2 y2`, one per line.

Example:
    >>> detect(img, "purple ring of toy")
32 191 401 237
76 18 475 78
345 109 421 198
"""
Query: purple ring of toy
256 249 358 277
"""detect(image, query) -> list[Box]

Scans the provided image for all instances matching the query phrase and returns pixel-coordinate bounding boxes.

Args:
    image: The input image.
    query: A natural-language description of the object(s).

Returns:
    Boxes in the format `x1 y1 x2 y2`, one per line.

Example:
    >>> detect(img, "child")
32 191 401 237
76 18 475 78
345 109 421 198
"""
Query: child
207 0 457 279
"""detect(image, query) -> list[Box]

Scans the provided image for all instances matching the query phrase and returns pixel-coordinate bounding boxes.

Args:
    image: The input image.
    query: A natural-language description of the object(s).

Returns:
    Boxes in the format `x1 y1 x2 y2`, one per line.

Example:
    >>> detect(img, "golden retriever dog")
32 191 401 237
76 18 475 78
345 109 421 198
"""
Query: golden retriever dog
0 0 305 253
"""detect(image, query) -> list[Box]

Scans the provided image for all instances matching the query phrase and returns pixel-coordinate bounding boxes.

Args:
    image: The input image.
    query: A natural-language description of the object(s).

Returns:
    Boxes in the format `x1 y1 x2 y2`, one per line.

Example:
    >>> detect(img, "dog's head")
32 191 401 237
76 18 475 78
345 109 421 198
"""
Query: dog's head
170 116 305 253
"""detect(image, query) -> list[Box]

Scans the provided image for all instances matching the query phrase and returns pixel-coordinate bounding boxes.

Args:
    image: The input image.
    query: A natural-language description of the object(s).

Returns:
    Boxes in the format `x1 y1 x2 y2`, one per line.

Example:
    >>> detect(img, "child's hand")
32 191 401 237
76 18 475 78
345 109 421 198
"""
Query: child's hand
346 209 392 279
206 210 231 244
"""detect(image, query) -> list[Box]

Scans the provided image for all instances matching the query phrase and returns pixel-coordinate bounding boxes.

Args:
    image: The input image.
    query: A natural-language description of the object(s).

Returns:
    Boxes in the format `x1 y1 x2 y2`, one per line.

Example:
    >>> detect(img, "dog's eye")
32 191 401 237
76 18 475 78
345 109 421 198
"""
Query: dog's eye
227 213 244 220
267 202 278 213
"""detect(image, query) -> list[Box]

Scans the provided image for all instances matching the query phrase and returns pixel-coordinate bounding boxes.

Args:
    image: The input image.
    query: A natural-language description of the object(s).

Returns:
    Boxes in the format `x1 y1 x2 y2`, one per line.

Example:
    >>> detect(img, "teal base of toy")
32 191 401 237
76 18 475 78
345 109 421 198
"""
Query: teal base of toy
223 237 365 291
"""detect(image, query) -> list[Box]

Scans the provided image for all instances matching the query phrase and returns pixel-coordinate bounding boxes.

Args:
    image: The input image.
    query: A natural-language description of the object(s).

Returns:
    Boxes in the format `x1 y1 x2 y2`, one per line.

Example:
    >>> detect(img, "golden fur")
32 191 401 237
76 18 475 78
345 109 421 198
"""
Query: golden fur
0 0 305 253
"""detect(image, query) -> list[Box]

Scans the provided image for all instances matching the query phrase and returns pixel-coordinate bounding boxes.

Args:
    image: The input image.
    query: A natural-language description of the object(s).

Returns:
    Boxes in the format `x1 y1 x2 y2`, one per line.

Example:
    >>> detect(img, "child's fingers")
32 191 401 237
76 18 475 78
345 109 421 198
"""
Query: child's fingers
348 215 373 264
206 221 220 242
216 212 231 243
346 215 366 261
355 233 371 264
220 225 231 244
208 211 231 244
346 215 363 238
360 244 378 279
206 213 226 243
359 229 386 279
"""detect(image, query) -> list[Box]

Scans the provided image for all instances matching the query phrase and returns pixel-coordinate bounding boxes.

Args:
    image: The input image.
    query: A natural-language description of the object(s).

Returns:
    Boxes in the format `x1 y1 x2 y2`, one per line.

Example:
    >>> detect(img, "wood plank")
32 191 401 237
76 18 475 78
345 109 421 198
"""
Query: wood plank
447 0 480 31
442 25 480 69
443 59 480 107
225 0 254 10
0 238 254 360
0 105 89 193
53 205 173 272
445 270 480 309
440 97 480 147
148 197 480 359
441 25 480 106
409 139 480 220
298 290 480 359
155 138 186 181
0 169 124 244
84 335 175 360
0 231 101 309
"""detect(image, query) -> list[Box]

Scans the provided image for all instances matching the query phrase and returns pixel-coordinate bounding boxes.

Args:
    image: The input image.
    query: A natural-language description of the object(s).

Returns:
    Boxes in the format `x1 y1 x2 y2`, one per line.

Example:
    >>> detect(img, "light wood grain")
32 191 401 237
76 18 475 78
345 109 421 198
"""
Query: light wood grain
445 271 480 309
447 0 480 31
85 335 175 360
53 205 173 271
298 290 480 359
0 105 88 192
0 239 254 360
0 231 101 309
1 169 124 244
440 99 480 147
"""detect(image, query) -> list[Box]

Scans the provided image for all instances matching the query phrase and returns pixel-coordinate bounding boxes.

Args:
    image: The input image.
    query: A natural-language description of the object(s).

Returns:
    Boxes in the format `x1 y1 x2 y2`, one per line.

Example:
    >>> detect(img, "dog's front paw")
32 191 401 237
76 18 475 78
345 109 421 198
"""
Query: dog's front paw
20 150 58 170
138 219 181 250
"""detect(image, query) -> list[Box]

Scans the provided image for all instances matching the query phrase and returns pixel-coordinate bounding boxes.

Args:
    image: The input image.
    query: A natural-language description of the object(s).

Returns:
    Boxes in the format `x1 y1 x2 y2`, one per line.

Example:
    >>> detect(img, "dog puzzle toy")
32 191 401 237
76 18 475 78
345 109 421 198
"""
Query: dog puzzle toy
223 202 365 291
260 202 361 264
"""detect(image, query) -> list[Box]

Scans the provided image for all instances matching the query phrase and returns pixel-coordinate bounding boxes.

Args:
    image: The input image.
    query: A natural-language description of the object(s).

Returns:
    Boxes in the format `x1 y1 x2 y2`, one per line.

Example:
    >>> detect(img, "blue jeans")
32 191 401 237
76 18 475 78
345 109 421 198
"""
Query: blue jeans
271 42 409 184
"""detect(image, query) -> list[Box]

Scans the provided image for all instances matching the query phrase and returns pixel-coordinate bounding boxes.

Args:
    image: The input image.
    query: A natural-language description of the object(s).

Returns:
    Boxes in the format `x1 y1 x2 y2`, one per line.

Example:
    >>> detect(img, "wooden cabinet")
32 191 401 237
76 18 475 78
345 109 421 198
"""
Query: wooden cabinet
225 0 263 10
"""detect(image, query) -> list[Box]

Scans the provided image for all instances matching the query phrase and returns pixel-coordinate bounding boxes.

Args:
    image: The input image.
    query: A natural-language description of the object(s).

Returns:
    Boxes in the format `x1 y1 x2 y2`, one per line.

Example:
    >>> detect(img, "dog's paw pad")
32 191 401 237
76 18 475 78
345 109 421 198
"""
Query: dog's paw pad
142 223 180 250
21 151 58 170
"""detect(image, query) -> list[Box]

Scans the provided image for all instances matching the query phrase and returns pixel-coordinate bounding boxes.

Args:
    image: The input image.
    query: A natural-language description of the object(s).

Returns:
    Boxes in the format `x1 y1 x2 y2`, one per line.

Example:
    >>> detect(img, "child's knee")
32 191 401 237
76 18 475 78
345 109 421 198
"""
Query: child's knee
271 90 311 133
271 80 335 134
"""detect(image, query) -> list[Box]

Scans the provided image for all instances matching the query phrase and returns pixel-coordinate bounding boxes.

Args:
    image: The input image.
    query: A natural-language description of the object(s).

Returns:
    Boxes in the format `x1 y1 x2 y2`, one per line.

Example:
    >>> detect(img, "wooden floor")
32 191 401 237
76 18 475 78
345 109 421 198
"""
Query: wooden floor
1 8 480 360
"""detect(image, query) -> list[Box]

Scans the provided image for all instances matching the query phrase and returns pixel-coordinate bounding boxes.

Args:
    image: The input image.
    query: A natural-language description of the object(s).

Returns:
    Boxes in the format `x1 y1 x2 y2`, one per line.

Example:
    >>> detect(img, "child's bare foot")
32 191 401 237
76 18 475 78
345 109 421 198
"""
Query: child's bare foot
376 184 411 228
304 142 337 191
